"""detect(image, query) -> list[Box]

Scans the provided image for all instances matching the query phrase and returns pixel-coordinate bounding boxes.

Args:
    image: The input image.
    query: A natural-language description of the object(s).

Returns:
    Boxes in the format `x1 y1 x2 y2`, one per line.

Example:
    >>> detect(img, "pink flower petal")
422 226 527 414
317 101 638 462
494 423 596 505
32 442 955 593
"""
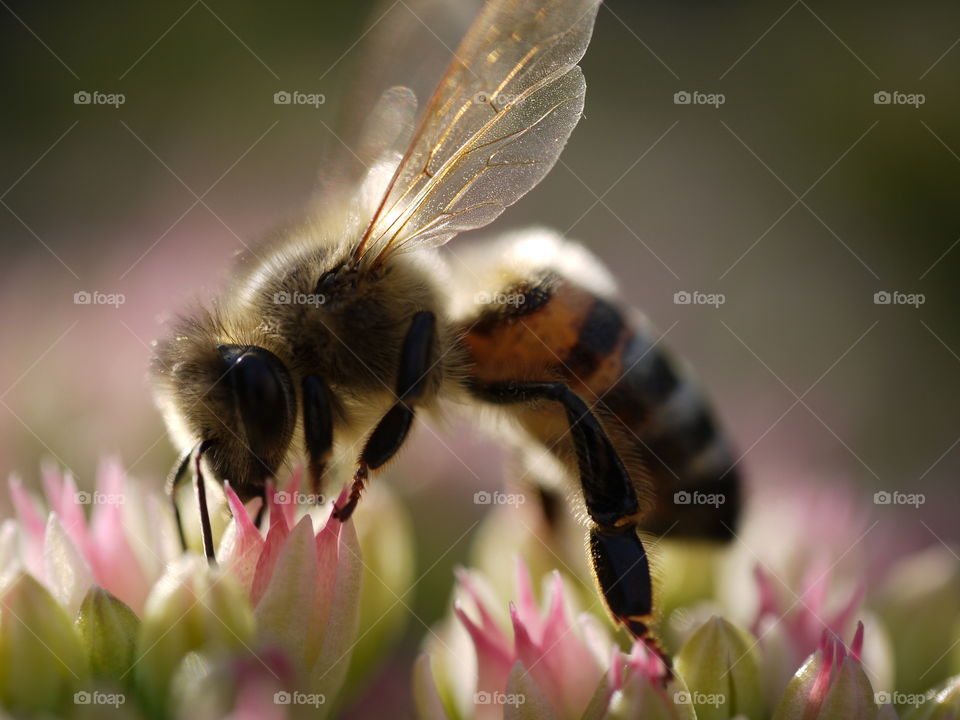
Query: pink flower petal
308 511 363 701
278 467 302 528
253 515 318 668
850 621 864 661
308 508 341 663
219 484 266 593
513 557 543 641
47 471 91 556
250 484 291 606
9 476 45 578
455 599 514 700
510 573 601 720
88 458 149 613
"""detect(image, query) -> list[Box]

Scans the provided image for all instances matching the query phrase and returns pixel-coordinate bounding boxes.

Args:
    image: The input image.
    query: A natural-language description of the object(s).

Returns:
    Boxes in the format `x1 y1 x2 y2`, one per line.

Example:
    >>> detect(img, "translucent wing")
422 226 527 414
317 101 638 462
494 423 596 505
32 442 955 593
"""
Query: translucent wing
309 0 479 228
353 0 601 267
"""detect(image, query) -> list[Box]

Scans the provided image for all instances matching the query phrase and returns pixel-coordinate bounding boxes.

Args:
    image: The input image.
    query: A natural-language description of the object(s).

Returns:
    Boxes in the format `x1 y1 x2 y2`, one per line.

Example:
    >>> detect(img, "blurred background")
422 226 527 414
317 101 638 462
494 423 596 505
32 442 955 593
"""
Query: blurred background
1 0 959 715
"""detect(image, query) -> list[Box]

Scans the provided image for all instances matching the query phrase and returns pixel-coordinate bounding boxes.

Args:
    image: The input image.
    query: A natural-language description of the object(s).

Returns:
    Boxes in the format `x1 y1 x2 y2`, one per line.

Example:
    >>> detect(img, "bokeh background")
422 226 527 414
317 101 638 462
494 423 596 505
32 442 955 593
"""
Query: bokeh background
2 0 959 715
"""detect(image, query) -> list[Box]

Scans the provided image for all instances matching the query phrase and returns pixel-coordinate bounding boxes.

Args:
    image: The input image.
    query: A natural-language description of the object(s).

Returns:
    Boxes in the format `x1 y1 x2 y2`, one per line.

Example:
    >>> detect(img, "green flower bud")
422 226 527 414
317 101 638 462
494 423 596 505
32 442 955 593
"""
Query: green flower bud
675 616 764 720
76 586 140 681
0 573 89 714
773 624 878 720
902 674 960 719
608 674 697 720
134 557 254 717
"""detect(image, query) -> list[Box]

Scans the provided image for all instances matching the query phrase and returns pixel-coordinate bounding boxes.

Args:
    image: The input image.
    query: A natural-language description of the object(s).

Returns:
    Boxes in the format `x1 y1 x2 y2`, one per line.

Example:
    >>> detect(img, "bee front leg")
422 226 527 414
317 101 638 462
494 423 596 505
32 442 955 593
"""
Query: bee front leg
303 375 334 500
472 380 672 676
166 446 194 551
333 311 436 522
193 441 217 563
166 440 218 563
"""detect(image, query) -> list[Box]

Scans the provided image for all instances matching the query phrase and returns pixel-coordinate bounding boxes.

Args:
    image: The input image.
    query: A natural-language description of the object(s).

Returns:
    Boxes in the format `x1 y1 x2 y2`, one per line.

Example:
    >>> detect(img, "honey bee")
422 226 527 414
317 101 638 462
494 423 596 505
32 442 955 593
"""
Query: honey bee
151 0 740 668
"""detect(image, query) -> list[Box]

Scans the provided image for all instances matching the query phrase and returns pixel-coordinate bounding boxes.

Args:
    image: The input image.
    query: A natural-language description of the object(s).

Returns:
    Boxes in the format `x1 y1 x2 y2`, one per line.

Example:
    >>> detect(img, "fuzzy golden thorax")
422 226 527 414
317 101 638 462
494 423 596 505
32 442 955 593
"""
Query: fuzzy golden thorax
150 235 457 499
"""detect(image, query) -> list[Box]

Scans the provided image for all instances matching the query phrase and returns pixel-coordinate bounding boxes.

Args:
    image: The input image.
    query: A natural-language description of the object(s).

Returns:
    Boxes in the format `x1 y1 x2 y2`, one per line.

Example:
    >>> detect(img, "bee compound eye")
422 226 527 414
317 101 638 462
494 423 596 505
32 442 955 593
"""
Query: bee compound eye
219 345 296 457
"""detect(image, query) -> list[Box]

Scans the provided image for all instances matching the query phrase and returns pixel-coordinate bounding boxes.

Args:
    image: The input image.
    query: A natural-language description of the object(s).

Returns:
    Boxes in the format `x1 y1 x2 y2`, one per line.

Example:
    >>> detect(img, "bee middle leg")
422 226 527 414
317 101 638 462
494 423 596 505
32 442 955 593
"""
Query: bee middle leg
473 380 671 673
333 310 436 521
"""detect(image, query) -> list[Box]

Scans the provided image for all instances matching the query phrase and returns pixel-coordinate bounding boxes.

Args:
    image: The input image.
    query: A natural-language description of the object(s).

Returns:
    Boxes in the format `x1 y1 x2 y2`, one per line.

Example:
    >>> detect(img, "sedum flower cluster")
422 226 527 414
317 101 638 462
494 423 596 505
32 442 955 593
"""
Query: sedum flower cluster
0 460 958 719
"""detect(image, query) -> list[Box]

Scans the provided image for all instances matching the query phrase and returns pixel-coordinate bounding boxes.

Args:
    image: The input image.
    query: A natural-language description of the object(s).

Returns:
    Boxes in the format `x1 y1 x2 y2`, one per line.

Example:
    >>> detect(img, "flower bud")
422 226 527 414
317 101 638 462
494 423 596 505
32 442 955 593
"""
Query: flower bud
134 556 255 716
675 616 763 720
0 573 89 714
773 623 879 720
76 585 140 681
902 673 960 719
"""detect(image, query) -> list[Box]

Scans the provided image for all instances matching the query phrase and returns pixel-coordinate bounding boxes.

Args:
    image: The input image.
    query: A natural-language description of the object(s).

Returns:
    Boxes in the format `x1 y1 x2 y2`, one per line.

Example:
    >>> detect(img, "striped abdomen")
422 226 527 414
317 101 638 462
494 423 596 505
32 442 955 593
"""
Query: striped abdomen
462 272 740 540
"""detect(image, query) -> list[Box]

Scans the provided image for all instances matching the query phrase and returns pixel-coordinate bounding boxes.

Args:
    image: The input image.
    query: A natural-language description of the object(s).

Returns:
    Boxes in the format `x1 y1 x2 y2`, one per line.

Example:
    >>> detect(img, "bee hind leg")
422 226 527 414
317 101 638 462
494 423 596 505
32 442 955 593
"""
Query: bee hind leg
472 380 672 677
333 311 436 521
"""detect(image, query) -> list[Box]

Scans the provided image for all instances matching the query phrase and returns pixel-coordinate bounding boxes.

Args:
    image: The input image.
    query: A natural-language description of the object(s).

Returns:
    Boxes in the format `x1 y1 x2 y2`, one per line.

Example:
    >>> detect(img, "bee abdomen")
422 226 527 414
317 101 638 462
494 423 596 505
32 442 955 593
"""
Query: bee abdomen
608 326 741 539
463 277 741 540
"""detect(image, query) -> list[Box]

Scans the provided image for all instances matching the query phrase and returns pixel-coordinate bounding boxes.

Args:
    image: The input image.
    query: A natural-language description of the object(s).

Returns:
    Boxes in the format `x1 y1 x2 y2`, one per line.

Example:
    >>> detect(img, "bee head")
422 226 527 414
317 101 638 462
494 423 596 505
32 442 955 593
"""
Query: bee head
153 332 298 501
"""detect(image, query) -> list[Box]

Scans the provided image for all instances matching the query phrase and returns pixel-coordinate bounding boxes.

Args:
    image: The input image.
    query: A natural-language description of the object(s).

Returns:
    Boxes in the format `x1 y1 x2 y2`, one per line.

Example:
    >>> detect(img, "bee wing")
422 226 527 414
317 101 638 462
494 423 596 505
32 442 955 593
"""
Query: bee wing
312 0 478 213
353 0 601 266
